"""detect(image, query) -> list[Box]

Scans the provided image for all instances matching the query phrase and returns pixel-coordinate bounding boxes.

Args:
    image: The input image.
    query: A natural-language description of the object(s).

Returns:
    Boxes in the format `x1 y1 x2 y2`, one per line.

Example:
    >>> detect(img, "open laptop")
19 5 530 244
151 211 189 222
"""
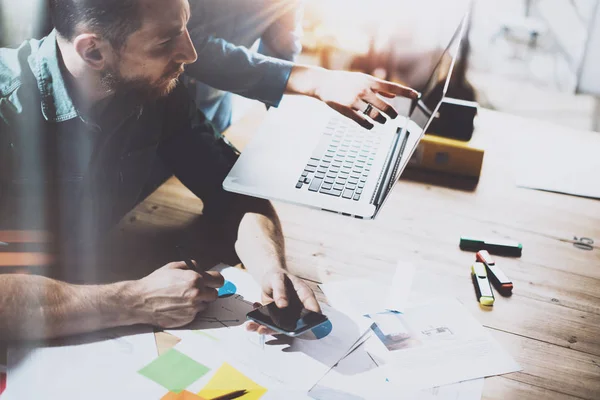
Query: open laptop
223 15 468 219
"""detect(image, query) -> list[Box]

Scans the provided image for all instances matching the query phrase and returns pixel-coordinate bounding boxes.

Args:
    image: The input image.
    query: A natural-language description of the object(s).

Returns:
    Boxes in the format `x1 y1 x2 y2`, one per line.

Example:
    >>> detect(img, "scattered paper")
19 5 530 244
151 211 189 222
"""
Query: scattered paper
364 298 520 389
3 326 157 400
310 325 486 400
172 335 312 400
168 265 372 391
515 126 600 199
418 379 485 400
319 261 416 317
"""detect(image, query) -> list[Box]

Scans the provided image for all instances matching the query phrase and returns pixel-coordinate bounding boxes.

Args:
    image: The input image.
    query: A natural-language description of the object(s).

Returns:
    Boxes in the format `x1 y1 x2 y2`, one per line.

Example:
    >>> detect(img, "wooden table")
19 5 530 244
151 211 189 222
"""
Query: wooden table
2 105 599 399
146 105 599 400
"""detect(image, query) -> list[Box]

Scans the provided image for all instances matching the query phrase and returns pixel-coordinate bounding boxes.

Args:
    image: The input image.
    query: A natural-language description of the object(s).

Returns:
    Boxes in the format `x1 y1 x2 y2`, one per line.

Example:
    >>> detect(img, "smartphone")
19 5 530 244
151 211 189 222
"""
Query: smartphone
246 302 329 337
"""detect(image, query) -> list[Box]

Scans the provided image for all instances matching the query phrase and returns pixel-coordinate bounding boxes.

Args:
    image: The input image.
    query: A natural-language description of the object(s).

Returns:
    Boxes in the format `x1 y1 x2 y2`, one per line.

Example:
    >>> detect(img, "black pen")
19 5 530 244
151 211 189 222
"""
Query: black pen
0 241 8 246
176 245 200 272
209 389 248 400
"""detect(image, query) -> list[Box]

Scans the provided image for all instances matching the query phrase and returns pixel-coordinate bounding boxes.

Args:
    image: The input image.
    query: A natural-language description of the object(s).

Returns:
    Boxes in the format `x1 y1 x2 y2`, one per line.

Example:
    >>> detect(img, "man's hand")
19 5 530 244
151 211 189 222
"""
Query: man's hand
131 261 224 328
246 269 320 335
286 66 419 130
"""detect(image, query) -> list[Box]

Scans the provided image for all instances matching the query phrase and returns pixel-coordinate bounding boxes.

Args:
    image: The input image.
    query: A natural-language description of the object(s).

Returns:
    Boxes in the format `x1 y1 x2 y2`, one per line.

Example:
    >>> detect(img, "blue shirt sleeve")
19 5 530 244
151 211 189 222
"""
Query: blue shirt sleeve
185 33 294 108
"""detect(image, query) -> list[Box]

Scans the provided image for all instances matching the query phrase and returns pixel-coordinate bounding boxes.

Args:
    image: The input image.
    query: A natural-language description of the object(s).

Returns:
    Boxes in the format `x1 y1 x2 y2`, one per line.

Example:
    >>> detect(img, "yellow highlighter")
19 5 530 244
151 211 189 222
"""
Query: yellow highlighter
471 262 495 306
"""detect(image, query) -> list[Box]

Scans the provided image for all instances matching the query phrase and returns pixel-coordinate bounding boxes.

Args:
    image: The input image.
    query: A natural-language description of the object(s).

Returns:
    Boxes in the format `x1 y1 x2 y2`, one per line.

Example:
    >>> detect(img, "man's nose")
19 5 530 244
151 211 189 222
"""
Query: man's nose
176 29 198 65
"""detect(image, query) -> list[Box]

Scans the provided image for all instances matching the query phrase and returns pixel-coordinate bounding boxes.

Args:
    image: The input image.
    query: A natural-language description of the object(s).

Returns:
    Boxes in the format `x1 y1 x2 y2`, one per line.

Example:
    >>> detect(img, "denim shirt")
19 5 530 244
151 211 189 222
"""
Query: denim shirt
185 0 302 132
0 31 238 244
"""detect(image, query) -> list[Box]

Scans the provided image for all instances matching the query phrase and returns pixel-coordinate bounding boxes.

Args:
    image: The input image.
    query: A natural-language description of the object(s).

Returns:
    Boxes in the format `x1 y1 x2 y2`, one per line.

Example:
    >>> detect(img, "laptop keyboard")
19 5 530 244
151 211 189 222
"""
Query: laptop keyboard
295 117 382 200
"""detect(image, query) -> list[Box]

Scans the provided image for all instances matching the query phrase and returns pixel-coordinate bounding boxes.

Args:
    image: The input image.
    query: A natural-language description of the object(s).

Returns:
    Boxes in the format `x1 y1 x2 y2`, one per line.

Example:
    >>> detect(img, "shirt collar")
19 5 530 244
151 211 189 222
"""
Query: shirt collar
28 30 79 122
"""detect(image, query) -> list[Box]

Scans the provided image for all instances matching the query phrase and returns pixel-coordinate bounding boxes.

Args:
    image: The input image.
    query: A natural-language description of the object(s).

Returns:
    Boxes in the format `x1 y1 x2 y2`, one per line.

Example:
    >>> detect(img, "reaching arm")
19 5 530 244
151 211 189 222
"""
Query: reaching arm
184 0 417 129
186 29 293 108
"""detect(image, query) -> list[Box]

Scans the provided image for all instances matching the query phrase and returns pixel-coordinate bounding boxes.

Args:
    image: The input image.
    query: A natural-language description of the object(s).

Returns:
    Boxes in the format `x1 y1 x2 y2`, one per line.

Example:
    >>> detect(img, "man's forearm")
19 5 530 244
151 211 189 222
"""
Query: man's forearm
0 274 142 341
233 200 288 278
284 64 325 98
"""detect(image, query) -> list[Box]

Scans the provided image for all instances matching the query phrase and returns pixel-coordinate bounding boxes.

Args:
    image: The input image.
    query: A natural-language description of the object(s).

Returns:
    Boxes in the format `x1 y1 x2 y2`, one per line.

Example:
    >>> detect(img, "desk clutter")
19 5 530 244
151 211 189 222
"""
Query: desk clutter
1 264 521 400
407 132 485 180
460 236 521 308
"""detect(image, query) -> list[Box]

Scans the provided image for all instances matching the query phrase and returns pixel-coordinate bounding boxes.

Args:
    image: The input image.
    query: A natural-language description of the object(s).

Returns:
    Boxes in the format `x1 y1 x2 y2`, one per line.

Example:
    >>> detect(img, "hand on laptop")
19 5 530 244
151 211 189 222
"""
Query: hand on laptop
286 65 419 130
246 269 320 335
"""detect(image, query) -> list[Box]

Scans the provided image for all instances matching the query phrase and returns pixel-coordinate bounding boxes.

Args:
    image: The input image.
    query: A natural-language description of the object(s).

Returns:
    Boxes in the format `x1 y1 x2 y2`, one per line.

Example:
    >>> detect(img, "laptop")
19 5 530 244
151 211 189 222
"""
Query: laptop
223 15 468 219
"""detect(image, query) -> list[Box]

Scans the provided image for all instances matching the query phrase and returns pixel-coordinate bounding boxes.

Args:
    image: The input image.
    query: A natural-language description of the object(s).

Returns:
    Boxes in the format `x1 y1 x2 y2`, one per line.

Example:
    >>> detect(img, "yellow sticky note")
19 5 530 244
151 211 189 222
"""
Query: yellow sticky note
197 363 267 400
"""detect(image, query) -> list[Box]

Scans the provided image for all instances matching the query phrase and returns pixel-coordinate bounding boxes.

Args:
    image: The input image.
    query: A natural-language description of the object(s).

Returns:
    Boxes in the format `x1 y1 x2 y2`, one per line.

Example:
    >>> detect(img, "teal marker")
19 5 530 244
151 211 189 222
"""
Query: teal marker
460 236 522 257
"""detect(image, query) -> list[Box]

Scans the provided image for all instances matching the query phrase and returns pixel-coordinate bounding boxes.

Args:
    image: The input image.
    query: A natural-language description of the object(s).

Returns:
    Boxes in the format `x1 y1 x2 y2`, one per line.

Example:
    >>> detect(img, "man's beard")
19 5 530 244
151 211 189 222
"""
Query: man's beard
100 64 184 101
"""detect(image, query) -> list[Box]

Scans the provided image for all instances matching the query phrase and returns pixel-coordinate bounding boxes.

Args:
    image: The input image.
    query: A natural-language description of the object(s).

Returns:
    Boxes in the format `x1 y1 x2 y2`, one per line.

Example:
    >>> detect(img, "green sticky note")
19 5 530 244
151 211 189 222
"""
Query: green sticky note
138 349 210 393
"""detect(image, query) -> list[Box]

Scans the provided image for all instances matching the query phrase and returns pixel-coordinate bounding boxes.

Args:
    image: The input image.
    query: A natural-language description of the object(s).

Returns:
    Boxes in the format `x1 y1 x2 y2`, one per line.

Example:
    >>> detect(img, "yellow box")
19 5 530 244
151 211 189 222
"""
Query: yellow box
407 132 485 178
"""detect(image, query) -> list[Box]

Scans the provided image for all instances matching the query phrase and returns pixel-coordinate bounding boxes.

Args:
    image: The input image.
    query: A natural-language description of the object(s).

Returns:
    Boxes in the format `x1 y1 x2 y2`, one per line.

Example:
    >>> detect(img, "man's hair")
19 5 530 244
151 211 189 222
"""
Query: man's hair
48 0 142 49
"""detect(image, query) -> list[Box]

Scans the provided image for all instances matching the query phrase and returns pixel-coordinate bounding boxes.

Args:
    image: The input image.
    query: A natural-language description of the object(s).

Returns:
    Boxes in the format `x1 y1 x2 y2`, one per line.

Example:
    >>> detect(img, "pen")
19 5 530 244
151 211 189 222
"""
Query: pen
176 245 200 272
0 241 8 246
209 389 248 400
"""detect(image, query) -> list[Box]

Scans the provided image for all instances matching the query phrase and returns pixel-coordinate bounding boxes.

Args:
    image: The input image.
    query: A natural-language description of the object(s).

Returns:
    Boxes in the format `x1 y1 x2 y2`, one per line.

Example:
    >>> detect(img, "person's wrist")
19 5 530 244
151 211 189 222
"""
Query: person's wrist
287 65 327 99
116 280 150 326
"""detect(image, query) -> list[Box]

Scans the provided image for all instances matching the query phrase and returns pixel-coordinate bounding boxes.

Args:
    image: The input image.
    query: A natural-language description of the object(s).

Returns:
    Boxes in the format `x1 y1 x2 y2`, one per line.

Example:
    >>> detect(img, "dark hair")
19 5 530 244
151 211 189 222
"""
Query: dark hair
48 0 142 49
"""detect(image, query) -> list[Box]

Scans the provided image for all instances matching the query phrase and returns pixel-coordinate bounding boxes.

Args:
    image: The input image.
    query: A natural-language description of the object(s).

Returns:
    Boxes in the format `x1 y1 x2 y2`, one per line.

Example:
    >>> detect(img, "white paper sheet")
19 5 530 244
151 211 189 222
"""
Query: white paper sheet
311 298 520 397
311 350 485 400
3 326 157 400
310 328 485 400
319 261 416 317
365 298 520 389
515 126 600 199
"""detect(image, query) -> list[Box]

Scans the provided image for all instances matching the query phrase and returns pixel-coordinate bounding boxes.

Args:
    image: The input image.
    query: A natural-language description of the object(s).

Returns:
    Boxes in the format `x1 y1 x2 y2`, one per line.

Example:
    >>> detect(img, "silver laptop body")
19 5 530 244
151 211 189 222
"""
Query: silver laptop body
223 15 468 219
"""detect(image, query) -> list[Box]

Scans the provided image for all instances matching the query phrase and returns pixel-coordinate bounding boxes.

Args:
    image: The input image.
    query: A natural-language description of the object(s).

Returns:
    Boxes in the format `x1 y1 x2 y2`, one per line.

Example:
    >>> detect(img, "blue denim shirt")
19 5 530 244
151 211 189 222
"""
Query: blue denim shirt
185 0 301 132
0 31 238 242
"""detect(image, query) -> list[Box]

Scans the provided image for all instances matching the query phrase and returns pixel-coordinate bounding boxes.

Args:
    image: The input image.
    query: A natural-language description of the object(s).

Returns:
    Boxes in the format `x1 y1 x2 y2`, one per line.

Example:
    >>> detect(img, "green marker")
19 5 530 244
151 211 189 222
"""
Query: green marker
460 236 522 257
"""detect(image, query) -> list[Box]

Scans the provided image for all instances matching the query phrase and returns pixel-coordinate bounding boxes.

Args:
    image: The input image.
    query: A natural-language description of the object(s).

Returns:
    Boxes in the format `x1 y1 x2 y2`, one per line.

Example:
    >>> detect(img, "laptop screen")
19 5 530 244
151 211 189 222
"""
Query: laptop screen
410 16 467 131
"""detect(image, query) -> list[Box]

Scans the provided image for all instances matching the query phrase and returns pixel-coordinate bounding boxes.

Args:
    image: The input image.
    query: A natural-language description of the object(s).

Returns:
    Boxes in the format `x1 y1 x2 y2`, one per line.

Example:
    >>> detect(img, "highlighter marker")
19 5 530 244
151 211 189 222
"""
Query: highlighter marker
471 262 494 306
476 250 513 295
460 236 522 257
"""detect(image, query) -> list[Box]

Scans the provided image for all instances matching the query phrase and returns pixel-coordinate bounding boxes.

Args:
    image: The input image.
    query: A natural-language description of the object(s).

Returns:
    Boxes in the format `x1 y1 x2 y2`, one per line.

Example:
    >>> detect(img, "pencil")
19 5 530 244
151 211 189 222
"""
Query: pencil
209 389 248 400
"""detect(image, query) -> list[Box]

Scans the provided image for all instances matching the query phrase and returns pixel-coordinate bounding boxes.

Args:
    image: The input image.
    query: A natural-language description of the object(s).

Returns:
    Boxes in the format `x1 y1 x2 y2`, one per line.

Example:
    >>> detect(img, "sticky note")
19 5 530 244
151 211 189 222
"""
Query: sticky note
198 362 267 400
161 390 205 400
139 349 210 393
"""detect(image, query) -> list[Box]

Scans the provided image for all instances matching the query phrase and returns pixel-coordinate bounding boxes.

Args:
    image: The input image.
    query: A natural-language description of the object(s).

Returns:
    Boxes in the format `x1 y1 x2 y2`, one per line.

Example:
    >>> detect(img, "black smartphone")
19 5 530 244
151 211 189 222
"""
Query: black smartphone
246 302 328 337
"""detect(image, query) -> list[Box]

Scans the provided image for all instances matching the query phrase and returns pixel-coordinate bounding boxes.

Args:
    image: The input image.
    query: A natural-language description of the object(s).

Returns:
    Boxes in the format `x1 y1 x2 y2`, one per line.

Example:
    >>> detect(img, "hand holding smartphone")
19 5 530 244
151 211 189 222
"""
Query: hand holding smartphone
246 302 328 337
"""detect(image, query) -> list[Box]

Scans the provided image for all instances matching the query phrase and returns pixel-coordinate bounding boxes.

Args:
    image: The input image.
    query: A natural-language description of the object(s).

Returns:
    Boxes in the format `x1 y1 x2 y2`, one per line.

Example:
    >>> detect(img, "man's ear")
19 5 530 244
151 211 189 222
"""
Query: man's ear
73 34 112 70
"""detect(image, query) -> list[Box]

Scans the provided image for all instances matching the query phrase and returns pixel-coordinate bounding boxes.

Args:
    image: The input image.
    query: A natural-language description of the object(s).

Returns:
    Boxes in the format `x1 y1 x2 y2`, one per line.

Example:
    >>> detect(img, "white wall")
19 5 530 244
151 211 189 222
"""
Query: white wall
578 1 600 95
